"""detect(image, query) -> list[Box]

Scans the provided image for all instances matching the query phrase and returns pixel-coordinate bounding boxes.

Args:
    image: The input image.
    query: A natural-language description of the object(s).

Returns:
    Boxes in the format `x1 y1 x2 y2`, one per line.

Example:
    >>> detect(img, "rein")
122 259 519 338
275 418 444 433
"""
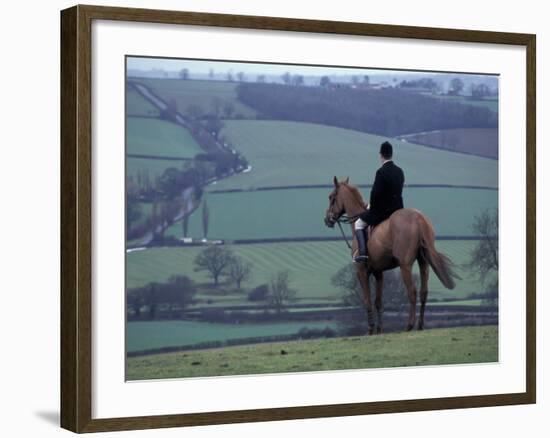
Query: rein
335 214 359 250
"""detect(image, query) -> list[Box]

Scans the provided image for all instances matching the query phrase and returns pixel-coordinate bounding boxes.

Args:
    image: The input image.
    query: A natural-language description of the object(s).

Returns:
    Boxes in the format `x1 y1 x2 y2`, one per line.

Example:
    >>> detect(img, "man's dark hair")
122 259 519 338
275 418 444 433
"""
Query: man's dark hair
380 141 393 159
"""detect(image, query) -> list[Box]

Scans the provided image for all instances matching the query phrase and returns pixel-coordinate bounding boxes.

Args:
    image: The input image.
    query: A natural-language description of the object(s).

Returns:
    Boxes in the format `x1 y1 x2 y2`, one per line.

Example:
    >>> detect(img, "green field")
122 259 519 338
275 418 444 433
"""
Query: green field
422 93 499 112
126 325 498 380
127 117 202 158
127 320 337 353
401 128 498 159
132 78 257 118
126 240 483 301
126 117 203 179
126 157 189 181
211 120 498 190
126 86 159 116
164 187 497 241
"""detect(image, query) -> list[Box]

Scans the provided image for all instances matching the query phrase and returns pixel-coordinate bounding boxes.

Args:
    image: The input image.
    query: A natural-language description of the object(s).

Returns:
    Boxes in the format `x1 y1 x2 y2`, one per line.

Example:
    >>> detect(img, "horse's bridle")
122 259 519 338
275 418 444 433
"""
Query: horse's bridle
325 189 359 249
334 214 359 250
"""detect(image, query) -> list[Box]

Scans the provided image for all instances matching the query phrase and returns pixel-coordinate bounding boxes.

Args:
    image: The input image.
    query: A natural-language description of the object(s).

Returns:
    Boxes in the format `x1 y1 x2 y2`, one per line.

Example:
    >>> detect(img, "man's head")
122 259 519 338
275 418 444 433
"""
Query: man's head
379 141 393 162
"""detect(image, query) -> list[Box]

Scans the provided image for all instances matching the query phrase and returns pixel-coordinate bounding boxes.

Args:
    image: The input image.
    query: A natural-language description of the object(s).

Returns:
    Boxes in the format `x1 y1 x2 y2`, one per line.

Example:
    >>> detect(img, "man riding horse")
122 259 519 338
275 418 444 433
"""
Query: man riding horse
354 141 405 263
324 144 456 332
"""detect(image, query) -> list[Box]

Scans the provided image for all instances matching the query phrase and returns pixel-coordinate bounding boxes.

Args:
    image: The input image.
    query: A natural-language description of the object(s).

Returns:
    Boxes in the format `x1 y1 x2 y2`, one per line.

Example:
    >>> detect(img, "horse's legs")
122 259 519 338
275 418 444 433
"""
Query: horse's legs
356 266 375 335
417 255 430 330
373 271 384 334
400 265 417 331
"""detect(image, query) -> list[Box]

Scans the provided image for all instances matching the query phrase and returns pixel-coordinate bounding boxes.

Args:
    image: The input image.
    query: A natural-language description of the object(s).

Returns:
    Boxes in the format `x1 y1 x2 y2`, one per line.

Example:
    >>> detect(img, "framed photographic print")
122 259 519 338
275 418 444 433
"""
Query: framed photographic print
60 4 536 433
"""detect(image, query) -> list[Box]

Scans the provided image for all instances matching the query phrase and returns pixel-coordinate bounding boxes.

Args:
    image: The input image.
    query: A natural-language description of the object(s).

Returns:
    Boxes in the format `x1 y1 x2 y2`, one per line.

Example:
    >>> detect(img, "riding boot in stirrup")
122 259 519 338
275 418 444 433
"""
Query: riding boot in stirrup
353 229 369 263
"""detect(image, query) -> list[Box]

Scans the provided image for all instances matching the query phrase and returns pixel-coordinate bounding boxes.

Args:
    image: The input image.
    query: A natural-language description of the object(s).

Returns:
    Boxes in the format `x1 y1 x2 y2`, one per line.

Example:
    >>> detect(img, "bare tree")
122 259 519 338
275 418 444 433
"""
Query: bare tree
332 264 413 313
469 208 498 280
204 116 224 139
179 68 189 80
126 288 144 318
471 83 490 99
210 97 223 118
331 265 416 334
163 275 197 316
269 270 296 313
468 208 498 304
142 282 162 319
281 72 291 85
449 77 464 95
222 102 235 118
129 276 197 319
193 245 235 286
161 98 178 122
201 199 209 239
181 214 189 238
291 75 304 86
320 75 331 87
229 257 252 290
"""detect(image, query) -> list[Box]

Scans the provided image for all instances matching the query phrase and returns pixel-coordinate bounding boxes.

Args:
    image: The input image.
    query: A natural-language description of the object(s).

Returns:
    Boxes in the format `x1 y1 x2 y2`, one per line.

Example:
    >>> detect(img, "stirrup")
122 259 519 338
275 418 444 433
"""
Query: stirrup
353 254 369 263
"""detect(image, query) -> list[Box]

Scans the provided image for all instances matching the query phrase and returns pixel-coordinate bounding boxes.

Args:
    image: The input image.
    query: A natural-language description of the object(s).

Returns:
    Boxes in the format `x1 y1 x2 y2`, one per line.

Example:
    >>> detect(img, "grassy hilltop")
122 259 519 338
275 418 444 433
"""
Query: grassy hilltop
127 325 498 380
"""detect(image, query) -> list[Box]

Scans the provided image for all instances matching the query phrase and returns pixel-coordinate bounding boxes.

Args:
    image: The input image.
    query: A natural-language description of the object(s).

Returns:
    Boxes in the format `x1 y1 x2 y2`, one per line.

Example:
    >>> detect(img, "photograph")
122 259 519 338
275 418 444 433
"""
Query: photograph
124 56 500 381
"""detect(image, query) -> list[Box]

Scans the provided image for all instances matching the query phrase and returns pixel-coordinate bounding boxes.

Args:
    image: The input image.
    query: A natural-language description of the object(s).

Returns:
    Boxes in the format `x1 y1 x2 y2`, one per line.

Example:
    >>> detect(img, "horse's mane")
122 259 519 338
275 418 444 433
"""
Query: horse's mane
341 182 365 207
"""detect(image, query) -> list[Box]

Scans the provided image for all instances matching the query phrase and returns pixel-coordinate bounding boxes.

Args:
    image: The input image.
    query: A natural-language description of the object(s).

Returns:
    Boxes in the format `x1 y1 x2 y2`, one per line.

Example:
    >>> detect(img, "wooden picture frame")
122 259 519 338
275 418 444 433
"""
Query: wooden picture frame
60 4 536 433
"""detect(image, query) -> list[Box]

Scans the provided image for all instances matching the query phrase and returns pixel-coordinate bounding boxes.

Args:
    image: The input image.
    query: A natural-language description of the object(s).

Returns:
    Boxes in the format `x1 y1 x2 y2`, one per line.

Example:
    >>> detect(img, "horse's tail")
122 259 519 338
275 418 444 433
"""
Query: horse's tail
419 217 460 290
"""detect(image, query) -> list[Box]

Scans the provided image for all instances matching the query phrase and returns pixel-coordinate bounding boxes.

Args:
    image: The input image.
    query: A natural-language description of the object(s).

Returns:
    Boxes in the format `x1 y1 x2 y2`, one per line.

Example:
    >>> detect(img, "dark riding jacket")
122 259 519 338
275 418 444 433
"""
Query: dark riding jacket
360 160 405 226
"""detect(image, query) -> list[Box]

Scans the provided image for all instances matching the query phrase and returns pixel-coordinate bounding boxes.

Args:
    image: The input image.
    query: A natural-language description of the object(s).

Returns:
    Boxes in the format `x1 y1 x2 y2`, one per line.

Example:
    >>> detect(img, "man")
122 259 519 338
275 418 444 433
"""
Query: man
354 141 405 263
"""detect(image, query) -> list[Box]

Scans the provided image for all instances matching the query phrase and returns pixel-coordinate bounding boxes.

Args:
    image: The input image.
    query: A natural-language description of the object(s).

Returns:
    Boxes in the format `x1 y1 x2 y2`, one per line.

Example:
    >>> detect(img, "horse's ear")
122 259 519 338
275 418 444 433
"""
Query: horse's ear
344 177 349 184
333 176 339 187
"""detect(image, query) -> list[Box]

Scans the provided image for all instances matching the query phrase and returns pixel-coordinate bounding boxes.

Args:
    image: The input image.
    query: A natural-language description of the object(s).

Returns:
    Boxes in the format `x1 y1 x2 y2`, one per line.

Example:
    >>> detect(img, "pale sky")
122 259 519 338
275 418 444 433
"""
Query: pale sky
126 56 451 78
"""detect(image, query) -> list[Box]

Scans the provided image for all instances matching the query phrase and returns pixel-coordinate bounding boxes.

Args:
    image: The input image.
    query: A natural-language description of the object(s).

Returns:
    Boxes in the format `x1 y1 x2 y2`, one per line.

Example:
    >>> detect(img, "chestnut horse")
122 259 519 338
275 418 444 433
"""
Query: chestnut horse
324 177 457 334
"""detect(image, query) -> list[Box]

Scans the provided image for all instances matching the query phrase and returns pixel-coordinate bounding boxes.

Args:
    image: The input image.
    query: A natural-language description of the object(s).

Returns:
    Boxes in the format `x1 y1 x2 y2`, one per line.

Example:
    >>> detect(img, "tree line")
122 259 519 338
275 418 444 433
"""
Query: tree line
236 83 497 137
127 275 197 320
127 245 299 320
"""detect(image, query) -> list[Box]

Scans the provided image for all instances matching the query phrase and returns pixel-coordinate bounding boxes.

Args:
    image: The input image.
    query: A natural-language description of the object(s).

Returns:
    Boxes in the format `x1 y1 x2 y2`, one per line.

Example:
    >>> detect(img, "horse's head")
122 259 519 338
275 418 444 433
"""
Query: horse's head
324 176 349 228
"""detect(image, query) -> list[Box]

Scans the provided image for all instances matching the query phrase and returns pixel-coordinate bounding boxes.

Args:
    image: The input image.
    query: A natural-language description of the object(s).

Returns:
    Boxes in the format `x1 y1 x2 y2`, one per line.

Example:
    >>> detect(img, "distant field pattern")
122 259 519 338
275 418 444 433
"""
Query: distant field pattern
214 120 498 189
126 117 202 179
126 117 202 158
399 128 498 159
132 77 258 118
126 86 159 116
126 240 482 301
164 187 498 240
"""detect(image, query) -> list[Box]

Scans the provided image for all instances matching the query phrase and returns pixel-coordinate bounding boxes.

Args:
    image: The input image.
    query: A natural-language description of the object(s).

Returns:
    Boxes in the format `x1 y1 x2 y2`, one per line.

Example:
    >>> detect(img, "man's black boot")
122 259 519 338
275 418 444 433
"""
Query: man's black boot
353 229 369 263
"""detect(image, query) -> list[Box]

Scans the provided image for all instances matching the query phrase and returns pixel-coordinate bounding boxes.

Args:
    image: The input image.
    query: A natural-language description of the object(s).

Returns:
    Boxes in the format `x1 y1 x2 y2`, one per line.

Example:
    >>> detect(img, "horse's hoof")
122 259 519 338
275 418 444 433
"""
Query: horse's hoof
418 325 424 331
367 328 374 336
406 324 413 331
376 327 383 334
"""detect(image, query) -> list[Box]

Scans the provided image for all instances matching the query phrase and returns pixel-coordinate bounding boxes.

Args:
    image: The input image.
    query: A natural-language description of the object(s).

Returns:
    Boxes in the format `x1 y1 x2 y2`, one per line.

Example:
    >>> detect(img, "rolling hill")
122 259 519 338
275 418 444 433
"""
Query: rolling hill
126 117 203 179
131 78 258 118
164 186 497 241
213 120 498 190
